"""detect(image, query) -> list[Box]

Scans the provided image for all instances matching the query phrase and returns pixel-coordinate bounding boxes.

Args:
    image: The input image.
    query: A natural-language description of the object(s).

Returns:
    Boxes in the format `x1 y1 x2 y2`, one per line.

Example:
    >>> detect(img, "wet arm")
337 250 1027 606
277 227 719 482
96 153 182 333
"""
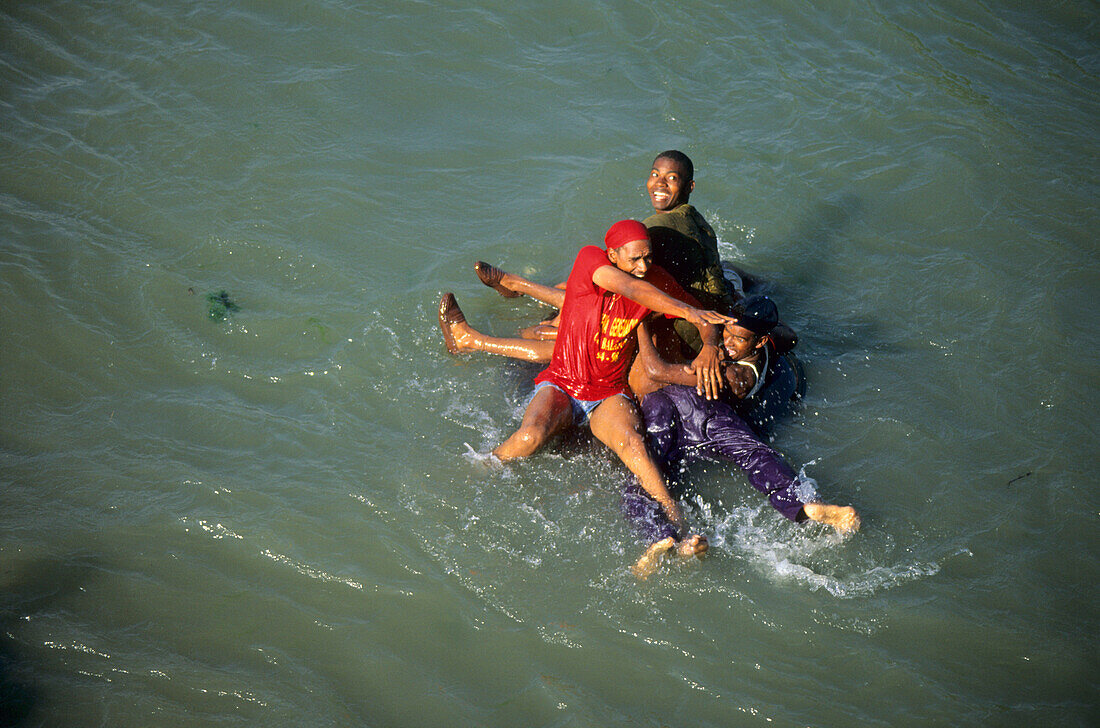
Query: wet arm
636 321 698 388
721 362 757 400
590 265 732 326
637 321 732 400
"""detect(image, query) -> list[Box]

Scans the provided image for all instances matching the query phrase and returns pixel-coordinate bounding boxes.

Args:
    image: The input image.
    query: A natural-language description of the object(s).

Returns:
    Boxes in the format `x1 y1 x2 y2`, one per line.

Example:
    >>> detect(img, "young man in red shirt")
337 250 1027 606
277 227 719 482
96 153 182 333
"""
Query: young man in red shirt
440 220 733 570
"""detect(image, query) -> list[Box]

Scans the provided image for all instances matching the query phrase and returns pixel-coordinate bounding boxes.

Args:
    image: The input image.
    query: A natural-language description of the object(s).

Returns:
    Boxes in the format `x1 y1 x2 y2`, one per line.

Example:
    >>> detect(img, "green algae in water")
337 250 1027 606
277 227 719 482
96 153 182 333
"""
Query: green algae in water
204 290 239 319
306 316 335 343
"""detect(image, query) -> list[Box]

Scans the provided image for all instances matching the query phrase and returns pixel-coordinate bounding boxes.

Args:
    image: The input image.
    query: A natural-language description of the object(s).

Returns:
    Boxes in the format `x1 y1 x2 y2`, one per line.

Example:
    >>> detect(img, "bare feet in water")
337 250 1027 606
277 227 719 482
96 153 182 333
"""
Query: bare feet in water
632 534 708 580
802 503 861 535
438 293 476 354
475 261 521 298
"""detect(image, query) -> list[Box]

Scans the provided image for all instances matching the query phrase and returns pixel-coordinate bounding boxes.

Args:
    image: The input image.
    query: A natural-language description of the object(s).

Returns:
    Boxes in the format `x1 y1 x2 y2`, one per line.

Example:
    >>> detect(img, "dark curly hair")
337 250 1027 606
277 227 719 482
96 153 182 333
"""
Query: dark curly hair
653 150 694 182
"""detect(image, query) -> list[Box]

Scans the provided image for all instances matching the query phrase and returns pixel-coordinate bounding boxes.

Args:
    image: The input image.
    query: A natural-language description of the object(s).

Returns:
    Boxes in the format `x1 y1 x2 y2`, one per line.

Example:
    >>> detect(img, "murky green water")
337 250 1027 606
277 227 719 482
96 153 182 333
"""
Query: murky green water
1 1 1096 725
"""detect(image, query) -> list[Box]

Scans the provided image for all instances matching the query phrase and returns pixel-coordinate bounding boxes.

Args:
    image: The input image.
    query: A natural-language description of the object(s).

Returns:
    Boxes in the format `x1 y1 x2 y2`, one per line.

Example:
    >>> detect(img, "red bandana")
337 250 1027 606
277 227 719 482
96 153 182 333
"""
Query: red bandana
604 219 649 250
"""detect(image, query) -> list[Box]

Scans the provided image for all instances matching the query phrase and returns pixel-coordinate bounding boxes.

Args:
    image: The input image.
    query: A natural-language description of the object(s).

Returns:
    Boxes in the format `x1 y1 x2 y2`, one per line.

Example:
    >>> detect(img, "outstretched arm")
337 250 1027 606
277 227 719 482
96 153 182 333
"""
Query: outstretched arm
591 265 732 327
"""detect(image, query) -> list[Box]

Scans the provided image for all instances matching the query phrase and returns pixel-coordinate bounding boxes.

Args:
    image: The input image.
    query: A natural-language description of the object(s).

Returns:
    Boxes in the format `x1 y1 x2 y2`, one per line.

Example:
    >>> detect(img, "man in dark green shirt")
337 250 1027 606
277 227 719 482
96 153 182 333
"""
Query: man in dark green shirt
644 150 741 314
644 150 798 354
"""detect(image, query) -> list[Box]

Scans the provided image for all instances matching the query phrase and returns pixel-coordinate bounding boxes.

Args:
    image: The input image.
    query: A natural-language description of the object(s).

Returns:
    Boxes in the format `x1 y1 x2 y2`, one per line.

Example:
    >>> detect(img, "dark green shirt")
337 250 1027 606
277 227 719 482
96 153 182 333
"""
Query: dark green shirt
644 204 738 313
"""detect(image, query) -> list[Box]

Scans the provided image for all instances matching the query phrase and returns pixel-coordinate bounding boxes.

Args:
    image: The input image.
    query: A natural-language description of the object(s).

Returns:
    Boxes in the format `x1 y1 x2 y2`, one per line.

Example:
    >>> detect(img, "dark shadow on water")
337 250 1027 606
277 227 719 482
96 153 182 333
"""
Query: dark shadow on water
0 552 102 727
0 647 35 728
784 194 864 292
754 194 902 356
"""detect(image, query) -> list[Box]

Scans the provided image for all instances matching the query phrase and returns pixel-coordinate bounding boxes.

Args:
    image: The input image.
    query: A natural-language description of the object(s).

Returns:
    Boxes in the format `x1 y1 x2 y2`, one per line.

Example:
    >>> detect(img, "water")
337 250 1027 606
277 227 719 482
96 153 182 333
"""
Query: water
1 1 1096 725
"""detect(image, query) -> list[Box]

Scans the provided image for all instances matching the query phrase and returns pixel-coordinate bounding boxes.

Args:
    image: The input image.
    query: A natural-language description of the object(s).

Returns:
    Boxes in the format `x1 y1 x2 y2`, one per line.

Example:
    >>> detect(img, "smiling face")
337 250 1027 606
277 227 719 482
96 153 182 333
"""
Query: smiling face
607 238 652 278
722 323 766 362
646 156 694 212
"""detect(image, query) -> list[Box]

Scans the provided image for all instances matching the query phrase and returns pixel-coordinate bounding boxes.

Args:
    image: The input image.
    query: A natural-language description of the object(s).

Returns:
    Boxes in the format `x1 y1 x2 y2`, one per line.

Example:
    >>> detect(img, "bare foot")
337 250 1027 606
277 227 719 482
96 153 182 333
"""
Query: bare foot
475 261 521 298
677 534 709 559
802 502 861 535
438 293 477 354
632 537 676 580
631 535 708 579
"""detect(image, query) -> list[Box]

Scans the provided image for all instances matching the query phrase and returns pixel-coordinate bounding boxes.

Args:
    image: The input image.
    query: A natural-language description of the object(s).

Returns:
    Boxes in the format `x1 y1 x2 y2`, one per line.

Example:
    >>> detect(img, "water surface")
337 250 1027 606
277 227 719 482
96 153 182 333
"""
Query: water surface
1 1 1097 725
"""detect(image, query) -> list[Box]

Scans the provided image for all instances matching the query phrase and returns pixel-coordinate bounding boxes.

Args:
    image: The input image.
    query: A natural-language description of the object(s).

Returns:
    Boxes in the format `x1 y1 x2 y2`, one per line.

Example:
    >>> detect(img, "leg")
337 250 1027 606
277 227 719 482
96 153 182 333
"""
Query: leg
439 293 554 363
622 487 707 579
700 404 859 534
631 537 676 580
589 396 707 576
619 389 687 578
589 395 686 531
492 385 574 460
621 481 678 545
630 535 708 579
518 312 560 341
702 413 807 522
475 262 566 309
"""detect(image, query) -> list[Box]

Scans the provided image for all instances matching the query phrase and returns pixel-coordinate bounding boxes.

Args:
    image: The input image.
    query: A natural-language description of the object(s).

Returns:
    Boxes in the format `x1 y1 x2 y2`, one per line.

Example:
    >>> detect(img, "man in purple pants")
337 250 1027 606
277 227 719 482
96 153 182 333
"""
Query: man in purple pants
624 295 860 577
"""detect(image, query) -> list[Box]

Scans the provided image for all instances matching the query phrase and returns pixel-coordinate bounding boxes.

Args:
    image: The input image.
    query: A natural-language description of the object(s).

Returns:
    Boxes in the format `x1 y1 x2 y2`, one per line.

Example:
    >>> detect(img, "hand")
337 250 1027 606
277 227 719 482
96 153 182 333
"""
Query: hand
683 306 736 328
690 343 725 400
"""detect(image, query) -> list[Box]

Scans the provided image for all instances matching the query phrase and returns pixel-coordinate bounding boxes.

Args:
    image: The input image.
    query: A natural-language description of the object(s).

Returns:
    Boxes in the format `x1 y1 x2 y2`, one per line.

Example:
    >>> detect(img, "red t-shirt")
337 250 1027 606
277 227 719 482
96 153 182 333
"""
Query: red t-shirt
534 245 696 401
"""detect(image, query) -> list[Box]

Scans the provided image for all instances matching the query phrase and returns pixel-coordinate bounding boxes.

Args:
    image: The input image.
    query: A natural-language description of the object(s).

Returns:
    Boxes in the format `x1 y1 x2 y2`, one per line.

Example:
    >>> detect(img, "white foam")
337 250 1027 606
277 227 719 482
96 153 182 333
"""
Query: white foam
462 442 504 470
794 462 821 502
704 500 940 599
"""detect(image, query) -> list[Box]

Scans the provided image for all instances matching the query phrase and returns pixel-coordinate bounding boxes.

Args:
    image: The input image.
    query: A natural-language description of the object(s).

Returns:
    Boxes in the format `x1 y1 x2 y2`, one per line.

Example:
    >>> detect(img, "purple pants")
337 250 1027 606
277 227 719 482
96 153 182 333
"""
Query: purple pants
622 384 808 543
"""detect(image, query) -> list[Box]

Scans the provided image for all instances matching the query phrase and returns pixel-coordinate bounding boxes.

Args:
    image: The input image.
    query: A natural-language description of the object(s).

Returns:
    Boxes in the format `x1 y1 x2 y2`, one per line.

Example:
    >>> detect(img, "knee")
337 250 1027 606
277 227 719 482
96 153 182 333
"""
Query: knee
510 424 552 456
615 429 650 459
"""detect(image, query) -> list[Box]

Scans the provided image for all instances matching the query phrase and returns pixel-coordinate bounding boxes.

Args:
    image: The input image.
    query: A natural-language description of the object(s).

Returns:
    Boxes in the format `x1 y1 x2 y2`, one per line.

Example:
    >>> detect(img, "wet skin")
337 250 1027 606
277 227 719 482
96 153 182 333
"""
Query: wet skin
722 323 766 362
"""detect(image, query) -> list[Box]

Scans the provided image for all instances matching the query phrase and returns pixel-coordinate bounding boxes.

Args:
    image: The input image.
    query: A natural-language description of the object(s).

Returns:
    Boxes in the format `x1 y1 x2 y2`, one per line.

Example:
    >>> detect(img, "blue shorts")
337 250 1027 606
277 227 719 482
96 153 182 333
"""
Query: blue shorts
531 381 631 426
